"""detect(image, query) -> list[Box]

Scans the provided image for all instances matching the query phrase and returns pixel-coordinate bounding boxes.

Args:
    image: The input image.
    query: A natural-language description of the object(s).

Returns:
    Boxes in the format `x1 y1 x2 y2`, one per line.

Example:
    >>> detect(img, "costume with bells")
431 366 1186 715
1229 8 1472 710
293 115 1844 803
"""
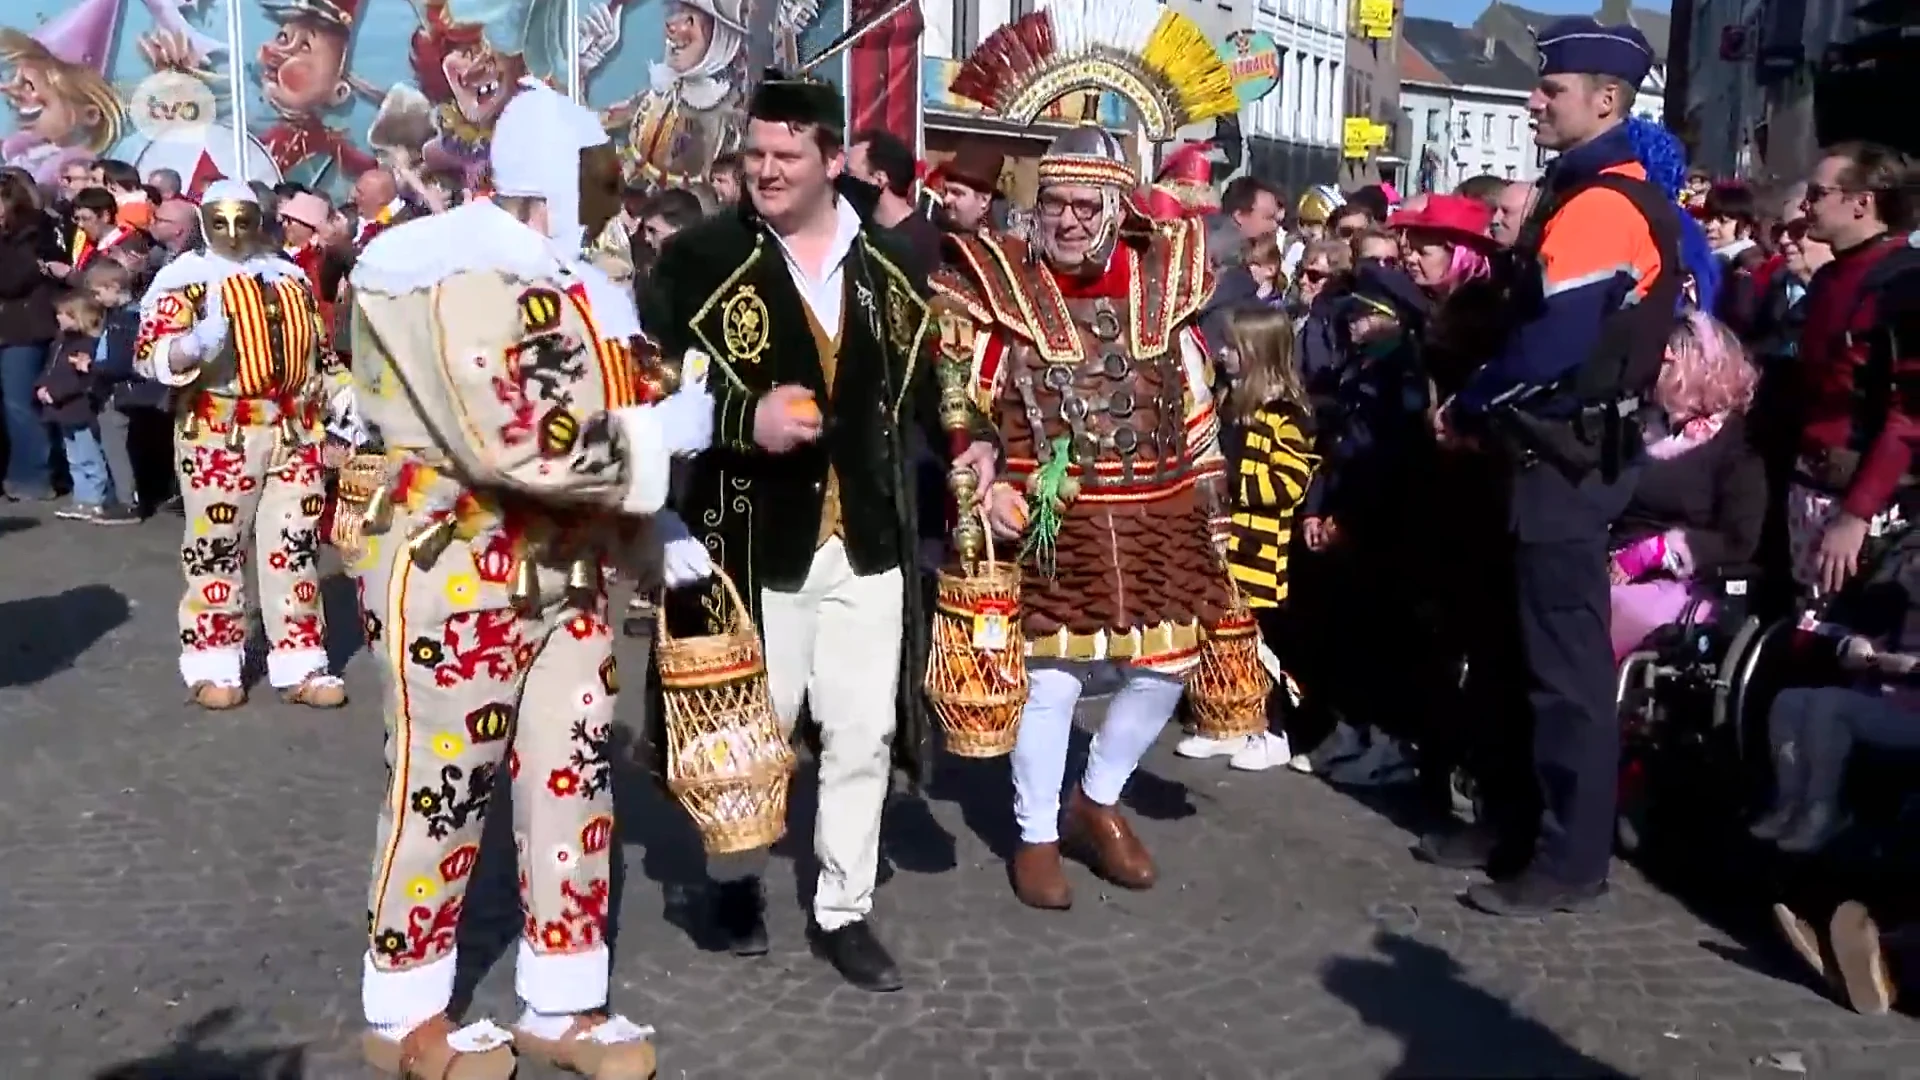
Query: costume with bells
134 180 350 709
932 0 1239 910
341 80 707 1079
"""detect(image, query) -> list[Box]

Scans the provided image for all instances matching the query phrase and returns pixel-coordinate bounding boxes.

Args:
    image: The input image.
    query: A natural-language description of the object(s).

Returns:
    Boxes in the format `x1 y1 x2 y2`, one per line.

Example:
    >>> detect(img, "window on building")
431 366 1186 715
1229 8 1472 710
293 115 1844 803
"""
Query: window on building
1459 113 1472 141
1483 113 1493 141
1426 108 1440 140
1505 164 1517 178
1508 116 1519 146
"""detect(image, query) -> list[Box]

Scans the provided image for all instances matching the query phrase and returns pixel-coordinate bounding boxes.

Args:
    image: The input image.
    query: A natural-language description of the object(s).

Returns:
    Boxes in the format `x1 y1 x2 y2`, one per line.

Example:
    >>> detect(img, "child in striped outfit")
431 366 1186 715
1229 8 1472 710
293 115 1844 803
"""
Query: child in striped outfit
1177 306 1318 771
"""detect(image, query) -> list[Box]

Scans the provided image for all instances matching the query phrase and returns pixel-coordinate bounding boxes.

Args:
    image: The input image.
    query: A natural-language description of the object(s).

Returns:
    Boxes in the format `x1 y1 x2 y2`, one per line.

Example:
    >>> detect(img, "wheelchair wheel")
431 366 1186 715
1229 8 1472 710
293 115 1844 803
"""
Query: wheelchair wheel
1718 614 1795 782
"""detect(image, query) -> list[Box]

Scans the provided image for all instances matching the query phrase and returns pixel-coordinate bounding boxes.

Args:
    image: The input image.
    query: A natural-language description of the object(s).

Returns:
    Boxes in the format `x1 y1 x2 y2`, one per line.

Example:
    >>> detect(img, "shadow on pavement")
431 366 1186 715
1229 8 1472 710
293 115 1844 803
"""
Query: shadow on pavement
1323 932 1630 1079
0 583 129 687
0 515 37 538
92 1006 306 1079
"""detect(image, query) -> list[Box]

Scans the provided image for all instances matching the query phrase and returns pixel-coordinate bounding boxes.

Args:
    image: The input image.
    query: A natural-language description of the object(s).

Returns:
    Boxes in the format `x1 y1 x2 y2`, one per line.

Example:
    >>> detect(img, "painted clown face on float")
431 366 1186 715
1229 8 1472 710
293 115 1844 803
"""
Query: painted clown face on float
441 36 520 125
664 2 716 73
256 15 354 117
0 36 116 156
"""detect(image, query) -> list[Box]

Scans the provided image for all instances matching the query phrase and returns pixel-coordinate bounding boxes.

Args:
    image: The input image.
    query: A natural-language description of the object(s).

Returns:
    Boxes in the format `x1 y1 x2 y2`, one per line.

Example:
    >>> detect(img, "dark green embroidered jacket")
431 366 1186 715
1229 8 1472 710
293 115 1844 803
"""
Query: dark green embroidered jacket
639 205 944 785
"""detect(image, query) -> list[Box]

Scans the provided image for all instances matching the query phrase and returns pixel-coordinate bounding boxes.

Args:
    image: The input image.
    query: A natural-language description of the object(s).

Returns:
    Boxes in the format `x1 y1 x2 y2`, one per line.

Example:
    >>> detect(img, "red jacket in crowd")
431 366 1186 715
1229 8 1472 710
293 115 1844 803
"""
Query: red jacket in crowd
1794 232 1918 520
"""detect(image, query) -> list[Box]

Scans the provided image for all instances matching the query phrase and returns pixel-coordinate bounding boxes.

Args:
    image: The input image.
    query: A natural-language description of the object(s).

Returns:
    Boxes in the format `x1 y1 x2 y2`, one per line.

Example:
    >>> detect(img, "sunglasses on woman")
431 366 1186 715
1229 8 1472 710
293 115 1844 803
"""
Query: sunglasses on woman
1300 267 1330 284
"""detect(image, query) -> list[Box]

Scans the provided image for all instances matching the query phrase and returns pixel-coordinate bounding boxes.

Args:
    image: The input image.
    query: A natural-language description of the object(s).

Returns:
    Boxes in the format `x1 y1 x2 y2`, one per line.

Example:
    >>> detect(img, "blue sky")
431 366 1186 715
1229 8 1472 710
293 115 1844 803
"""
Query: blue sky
1402 0 1669 26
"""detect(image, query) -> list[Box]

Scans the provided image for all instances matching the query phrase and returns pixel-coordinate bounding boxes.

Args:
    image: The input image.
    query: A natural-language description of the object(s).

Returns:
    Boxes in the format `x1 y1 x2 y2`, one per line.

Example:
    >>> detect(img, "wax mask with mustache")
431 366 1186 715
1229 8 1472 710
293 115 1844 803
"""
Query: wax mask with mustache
199 182 269 260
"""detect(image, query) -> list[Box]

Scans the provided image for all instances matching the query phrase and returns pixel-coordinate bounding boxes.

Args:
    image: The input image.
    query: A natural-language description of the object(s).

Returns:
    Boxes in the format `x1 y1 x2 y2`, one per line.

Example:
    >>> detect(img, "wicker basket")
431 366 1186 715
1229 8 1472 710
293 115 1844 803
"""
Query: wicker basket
328 453 392 560
654 570 795 854
924 518 1028 757
1187 584 1272 740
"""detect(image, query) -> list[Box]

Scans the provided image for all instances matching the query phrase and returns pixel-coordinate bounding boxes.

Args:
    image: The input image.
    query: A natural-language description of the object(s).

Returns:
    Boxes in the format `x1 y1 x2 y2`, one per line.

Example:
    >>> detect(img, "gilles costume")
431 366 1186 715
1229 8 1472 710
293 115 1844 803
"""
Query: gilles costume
643 72 944 991
343 81 706 1079
134 180 352 710
932 0 1242 910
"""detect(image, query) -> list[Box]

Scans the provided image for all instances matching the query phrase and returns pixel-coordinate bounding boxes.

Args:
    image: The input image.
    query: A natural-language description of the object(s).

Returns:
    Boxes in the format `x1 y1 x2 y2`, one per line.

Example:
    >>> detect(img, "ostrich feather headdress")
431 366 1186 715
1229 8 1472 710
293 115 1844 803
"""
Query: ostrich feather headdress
948 0 1239 144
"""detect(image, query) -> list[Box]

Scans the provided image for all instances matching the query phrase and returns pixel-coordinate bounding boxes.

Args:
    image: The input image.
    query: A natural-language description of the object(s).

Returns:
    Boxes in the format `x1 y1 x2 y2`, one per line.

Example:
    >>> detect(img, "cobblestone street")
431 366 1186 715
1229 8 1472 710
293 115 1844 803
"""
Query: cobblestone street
0 501 1915 1079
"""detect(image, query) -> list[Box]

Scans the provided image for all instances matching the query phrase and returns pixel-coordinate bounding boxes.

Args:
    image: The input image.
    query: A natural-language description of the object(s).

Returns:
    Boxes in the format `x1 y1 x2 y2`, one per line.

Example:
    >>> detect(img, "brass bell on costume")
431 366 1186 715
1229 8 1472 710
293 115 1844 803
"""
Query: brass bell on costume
508 547 541 610
362 483 394 535
565 555 603 604
182 411 203 440
225 420 247 451
406 515 456 570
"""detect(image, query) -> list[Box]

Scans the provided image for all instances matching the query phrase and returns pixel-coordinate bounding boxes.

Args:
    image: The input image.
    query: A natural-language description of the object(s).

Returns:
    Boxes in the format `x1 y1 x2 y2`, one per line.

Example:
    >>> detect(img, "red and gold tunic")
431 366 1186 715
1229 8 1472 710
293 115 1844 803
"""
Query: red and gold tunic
932 221 1231 676
133 251 342 440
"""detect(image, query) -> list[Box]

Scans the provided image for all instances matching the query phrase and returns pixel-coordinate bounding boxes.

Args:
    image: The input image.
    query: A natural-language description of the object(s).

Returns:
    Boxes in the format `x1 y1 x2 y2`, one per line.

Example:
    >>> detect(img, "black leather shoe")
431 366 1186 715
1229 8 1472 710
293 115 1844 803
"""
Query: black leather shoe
712 879 768 957
810 920 903 992
1463 871 1607 917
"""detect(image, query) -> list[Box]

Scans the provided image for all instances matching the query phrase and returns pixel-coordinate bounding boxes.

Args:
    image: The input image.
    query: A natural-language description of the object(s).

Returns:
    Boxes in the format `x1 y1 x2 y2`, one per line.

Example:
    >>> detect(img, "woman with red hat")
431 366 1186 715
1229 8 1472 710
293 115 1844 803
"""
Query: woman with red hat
1387 193 1496 301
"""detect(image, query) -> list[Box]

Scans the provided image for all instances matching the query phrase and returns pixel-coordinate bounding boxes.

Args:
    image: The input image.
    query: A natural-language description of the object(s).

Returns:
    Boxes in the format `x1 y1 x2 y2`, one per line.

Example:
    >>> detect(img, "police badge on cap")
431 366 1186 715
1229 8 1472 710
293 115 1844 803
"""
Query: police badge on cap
1534 17 1655 84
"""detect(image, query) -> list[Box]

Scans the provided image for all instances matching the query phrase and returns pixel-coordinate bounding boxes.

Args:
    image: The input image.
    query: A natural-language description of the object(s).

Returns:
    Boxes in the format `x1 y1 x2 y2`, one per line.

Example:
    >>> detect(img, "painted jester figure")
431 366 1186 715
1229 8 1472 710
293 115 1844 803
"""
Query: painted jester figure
342 80 711 1079
135 180 354 711
932 126 1233 910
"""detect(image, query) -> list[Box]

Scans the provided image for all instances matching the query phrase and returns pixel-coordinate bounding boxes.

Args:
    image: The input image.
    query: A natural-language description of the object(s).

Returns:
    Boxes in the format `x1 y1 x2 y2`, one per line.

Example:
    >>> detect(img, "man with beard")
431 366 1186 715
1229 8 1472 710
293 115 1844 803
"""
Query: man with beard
253 0 379 186
342 78 708 1077
933 144 1001 239
849 128 941 274
641 70 989 991
709 152 744 206
931 122 1232 910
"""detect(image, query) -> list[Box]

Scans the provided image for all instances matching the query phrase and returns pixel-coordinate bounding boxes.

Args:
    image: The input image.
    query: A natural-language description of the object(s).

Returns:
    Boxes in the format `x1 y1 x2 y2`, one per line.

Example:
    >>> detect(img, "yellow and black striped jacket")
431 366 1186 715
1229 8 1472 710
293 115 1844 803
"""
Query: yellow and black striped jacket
1225 402 1318 608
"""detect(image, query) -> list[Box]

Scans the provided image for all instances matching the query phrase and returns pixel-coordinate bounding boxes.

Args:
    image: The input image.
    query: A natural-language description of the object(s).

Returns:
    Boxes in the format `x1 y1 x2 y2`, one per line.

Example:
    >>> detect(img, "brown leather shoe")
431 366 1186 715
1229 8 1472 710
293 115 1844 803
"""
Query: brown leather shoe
1010 842 1072 910
360 1014 516 1080
1062 787 1156 889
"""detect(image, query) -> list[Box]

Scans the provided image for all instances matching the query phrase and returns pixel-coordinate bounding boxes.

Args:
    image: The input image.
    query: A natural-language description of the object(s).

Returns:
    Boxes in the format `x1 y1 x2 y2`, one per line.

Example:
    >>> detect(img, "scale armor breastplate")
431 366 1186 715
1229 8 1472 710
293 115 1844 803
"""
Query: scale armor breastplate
999 296 1188 489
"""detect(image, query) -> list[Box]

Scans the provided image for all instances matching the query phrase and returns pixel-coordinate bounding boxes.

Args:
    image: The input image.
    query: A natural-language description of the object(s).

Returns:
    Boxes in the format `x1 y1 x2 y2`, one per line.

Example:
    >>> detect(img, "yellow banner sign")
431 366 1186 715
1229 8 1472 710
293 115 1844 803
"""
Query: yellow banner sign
1341 118 1389 158
1358 0 1396 39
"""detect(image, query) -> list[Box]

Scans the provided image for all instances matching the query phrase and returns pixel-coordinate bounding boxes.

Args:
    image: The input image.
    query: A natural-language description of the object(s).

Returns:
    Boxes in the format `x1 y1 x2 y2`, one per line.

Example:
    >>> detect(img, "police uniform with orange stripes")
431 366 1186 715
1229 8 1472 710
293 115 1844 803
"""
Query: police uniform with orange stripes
135 181 352 709
337 79 712 1075
1440 20 1685 915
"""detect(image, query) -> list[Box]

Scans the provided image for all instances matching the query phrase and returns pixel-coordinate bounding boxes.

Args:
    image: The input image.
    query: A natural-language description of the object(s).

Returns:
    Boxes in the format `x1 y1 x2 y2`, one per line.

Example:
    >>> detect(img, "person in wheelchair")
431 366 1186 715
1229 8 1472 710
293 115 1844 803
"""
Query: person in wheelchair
1607 312 1767 663
1751 544 1920 852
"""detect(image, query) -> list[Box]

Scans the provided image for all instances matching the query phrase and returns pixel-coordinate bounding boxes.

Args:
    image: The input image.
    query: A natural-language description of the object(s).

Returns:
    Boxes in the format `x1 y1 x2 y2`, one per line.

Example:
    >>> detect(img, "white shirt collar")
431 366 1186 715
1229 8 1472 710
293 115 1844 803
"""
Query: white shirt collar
769 196 863 329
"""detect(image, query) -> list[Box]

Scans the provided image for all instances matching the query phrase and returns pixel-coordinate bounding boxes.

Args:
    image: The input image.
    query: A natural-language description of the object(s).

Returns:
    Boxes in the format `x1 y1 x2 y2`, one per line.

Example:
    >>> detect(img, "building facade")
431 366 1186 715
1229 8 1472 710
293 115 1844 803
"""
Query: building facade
1680 0 1904 183
1241 0 1350 195
1398 17 1545 193
1343 10 1406 191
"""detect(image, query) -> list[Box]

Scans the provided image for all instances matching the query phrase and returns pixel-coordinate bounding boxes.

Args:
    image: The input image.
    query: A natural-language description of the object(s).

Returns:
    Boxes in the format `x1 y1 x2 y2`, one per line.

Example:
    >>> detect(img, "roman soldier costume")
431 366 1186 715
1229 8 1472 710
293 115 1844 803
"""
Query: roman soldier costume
340 80 708 1078
134 181 353 710
931 0 1240 910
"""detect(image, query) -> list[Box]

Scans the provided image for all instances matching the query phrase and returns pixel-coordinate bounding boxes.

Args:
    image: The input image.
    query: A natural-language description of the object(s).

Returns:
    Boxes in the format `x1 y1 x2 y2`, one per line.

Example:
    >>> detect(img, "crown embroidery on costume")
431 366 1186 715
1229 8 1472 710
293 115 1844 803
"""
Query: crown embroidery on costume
946 0 1239 143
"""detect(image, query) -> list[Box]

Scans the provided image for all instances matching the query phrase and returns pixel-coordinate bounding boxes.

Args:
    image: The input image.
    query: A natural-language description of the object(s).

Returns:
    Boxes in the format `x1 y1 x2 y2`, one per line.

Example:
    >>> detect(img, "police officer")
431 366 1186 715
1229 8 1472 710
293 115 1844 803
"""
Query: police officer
1431 18 1684 914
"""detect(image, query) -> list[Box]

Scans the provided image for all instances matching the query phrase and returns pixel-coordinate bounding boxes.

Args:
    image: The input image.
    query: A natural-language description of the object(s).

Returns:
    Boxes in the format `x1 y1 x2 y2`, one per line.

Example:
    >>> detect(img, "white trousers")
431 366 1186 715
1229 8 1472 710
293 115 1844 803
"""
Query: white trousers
1011 660 1186 844
760 537 904 931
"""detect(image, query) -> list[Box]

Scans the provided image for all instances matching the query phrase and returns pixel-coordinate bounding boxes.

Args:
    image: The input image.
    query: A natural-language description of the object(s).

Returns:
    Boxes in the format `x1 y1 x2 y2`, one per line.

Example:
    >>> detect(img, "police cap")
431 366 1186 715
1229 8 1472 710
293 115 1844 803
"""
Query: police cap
1535 17 1655 86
